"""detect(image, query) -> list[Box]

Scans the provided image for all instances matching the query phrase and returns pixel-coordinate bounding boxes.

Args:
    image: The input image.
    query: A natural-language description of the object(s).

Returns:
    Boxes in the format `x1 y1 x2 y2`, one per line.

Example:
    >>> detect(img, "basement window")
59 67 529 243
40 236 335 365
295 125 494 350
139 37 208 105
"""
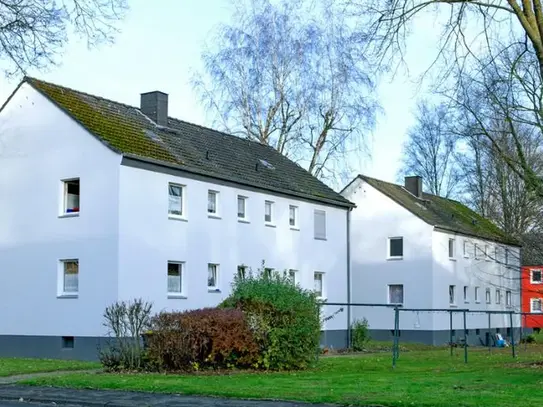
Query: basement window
62 179 80 215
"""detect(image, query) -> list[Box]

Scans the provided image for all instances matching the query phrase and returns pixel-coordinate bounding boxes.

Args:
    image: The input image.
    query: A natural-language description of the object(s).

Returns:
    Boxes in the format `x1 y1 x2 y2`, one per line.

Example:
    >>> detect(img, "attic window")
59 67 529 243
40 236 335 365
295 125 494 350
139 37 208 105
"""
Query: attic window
259 159 275 170
63 179 80 215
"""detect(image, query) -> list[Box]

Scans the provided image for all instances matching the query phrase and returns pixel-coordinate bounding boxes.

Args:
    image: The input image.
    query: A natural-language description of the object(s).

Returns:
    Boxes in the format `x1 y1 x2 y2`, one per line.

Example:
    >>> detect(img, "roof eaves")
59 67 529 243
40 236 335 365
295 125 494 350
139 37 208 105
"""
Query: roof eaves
123 153 355 209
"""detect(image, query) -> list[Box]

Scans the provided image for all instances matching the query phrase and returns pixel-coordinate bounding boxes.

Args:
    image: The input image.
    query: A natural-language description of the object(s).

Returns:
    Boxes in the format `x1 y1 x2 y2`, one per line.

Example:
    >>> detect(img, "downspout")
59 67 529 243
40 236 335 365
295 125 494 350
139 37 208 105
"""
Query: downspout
347 207 352 348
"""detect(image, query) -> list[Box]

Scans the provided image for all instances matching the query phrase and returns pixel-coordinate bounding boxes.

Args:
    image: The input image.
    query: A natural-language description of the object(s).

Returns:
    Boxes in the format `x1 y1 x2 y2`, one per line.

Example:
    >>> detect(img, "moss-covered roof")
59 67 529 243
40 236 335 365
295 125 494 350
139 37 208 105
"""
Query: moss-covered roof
358 175 520 246
24 77 352 208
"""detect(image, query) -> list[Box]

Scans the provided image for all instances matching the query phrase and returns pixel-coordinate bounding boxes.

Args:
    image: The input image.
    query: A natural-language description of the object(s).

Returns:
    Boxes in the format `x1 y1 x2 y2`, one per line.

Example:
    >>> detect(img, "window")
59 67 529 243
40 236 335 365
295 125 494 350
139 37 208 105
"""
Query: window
449 285 456 305
505 248 509 265
531 298 542 313
208 190 219 215
314 272 324 297
475 244 482 259
237 265 247 279
207 264 219 290
168 183 183 217
61 336 74 349
264 201 274 224
463 241 469 257
167 262 184 295
237 196 247 220
63 179 80 214
495 289 501 304
388 237 403 258
506 291 512 307
476 328 480 335
314 210 326 240
388 284 404 304
61 260 79 294
485 245 491 261
264 267 274 278
475 286 480 303
485 288 491 304
289 205 298 228
531 269 542 284
463 286 469 303
288 269 297 284
448 238 455 258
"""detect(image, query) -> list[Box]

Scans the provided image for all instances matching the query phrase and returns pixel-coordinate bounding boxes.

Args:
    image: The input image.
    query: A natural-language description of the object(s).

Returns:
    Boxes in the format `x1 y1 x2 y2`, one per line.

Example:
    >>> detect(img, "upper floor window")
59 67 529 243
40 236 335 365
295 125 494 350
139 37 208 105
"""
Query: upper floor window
237 196 247 220
475 244 484 259
506 291 512 307
463 240 469 257
289 205 299 229
448 238 455 259
314 272 324 298
314 210 326 239
388 237 403 259
531 298 542 313
167 262 184 296
531 269 542 284
485 288 491 304
63 179 80 215
208 190 219 215
60 259 79 296
388 284 404 305
449 285 456 305
264 201 274 224
474 286 480 303
485 245 491 261
495 289 501 304
168 183 184 217
463 286 469 303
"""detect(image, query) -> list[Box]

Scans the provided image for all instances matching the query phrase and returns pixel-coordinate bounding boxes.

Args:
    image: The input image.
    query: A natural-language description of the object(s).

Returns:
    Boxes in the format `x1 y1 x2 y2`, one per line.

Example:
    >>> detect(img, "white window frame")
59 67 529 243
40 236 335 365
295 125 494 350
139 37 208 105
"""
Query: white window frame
168 183 185 219
314 209 327 240
167 261 185 297
61 178 80 216
463 240 469 258
531 269 543 284
289 205 299 229
448 238 455 259
264 200 274 225
485 245 491 261
531 298 542 313
505 290 512 307
59 259 79 297
485 288 491 304
388 237 404 260
207 190 220 217
463 286 469 303
475 244 481 259
207 263 219 291
449 285 456 306
388 284 404 305
288 269 297 284
314 272 324 298
237 195 248 221
495 289 501 305
237 264 247 279
474 286 480 303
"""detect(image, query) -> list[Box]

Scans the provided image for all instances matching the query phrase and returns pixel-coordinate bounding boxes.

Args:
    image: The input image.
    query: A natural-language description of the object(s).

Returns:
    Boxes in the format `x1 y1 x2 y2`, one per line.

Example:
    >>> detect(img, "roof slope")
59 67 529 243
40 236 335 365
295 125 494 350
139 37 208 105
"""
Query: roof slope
357 175 519 246
23 77 351 207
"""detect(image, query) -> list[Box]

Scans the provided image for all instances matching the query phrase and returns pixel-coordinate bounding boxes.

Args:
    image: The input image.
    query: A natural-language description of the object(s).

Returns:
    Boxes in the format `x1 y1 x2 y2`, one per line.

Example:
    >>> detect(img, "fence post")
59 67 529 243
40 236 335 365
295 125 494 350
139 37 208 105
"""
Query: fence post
449 310 453 356
392 306 399 368
463 310 468 364
488 312 491 353
510 311 516 359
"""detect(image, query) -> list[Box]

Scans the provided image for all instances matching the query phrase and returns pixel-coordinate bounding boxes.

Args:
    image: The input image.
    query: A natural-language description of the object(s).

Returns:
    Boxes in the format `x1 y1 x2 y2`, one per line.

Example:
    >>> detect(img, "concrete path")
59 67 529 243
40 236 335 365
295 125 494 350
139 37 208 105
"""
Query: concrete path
0 384 342 407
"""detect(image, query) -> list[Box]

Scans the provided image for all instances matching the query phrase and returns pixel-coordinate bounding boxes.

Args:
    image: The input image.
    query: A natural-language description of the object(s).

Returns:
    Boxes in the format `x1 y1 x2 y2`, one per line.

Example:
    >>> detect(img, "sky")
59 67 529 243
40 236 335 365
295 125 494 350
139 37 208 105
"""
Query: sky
0 0 438 186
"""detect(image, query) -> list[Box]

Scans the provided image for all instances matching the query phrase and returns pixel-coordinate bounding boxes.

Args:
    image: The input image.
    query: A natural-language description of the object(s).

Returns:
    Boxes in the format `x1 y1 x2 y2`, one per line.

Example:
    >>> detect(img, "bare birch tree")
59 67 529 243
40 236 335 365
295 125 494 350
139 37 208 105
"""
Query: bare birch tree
0 0 128 77
193 0 379 185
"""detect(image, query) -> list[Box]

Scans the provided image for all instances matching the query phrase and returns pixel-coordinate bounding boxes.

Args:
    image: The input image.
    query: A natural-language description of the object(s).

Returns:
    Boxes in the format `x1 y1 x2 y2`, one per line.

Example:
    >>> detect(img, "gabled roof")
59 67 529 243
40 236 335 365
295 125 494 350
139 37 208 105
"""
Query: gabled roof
17 77 352 208
347 175 520 246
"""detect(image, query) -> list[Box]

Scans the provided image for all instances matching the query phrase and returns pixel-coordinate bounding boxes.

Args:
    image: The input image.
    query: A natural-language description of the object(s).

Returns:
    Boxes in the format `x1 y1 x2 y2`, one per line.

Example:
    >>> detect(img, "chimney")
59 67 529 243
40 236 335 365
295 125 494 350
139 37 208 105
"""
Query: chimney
404 175 423 198
140 91 168 126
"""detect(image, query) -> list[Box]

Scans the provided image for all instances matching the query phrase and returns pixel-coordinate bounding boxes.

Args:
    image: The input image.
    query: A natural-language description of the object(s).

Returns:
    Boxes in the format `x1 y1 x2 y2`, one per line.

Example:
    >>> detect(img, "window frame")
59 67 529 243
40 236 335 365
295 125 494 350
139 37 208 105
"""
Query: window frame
314 271 324 298
449 285 456 306
505 290 512 307
485 245 491 261
474 286 480 303
531 298 542 313
167 183 185 219
448 238 456 259
463 240 469 258
289 205 299 229
237 195 248 221
167 261 185 297
485 288 491 304
475 244 482 260
388 284 404 305
495 289 501 305
59 259 79 297
61 178 80 216
531 269 543 284
314 209 327 240
264 200 274 225
237 265 247 280
463 285 469 303
388 237 404 259
207 190 220 217
207 263 219 291
288 269 297 285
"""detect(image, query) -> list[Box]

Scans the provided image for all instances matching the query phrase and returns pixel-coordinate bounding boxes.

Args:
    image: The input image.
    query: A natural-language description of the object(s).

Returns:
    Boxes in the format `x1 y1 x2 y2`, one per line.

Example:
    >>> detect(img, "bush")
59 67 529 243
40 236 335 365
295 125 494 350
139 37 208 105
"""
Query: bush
145 308 260 372
220 263 322 370
99 298 153 371
351 318 370 351
521 334 536 344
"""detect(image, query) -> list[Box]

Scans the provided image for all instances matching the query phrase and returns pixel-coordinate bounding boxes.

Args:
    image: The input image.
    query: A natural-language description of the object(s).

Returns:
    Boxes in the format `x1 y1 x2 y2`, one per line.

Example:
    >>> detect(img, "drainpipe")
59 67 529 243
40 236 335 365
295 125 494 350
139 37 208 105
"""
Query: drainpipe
346 207 352 348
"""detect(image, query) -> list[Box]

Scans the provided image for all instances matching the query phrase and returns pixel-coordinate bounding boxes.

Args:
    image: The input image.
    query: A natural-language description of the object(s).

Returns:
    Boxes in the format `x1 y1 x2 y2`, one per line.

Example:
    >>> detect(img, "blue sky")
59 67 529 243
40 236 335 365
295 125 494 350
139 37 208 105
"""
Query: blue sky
0 0 438 186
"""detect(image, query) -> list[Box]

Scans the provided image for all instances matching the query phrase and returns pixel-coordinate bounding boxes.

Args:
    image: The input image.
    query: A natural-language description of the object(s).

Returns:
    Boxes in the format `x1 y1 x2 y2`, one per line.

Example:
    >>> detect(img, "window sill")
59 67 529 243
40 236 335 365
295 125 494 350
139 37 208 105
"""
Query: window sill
463 255 469 259
208 214 222 220
449 304 458 308
464 301 470 304
238 219 250 224
290 226 300 231
449 257 457 262
314 237 327 241
58 213 79 219
475 301 481 304
57 294 78 299
387 256 403 261
265 223 276 228
168 294 187 299
531 281 543 285
208 288 221 293
168 215 188 222
316 296 327 302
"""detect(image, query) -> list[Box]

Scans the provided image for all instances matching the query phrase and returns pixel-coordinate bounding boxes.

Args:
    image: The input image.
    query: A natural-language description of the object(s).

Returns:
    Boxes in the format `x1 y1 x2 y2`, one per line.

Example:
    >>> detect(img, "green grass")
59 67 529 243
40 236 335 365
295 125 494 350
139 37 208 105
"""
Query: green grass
0 358 100 377
20 346 543 406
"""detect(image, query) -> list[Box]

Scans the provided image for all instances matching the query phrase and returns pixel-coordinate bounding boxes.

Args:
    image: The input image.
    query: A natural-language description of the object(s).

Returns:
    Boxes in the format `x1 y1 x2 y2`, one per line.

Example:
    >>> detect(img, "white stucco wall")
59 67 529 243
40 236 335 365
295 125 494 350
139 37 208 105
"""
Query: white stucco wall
117 164 349 332
342 178 434 331
0 83 121 337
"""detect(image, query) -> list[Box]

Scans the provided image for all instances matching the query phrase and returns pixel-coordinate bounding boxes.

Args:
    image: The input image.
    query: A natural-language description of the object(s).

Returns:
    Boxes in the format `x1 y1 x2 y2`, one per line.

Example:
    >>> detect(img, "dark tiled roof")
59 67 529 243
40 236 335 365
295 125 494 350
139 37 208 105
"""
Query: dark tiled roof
24 77 352 208
355 175 520 246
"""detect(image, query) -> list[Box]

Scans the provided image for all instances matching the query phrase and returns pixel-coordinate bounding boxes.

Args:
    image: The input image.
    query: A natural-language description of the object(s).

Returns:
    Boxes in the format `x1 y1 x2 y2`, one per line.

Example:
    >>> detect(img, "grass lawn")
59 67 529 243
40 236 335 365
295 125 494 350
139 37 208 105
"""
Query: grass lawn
0 358 100 377
21 346 543 407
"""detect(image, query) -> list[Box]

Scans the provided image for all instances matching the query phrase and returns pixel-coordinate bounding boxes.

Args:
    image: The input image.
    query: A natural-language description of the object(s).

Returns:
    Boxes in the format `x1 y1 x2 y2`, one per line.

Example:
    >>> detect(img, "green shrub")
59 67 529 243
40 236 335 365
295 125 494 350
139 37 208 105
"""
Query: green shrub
220 263 322 370
521 334 536 344
145 308 260 372
351 318 370 351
